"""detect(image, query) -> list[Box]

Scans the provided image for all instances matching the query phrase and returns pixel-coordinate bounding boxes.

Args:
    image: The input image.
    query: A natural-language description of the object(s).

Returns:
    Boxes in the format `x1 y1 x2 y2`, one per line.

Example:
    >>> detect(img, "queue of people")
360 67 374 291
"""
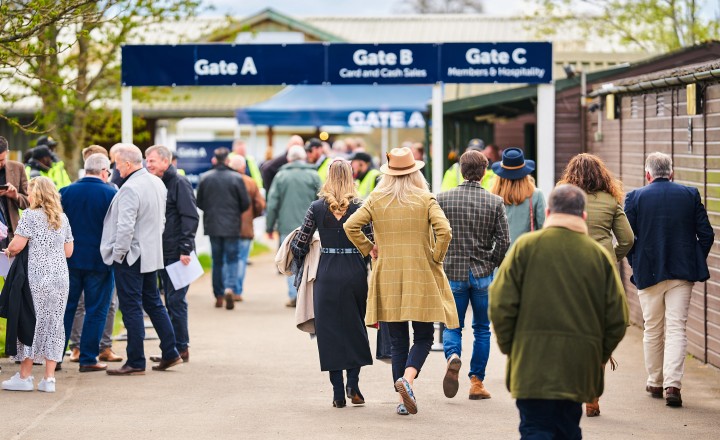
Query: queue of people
0 132 713 440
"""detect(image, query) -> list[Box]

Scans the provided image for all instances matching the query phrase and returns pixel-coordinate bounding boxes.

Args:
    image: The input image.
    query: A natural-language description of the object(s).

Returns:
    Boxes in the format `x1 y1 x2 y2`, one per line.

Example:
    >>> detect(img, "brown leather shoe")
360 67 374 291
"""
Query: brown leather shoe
69 347 80 362
79 363 108 373
469 375 491 400
98 348 123 362
224 288 235 310
285 298 297 308
443 354 461 398
151 356 183 371
215 296 223 308
151 350 188 363
646 385 663 398
585 398 600 417
233 294 243 302
665 387 682 407
106 365 145 376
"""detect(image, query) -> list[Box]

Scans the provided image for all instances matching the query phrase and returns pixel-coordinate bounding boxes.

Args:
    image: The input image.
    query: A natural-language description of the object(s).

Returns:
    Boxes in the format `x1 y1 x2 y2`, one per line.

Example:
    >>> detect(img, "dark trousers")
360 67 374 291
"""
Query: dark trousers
516 399 582 440
114 259 179 369
385 321 434 383
329 367 360 400
159 259 190 353
63 269 114 366
376 322 392 359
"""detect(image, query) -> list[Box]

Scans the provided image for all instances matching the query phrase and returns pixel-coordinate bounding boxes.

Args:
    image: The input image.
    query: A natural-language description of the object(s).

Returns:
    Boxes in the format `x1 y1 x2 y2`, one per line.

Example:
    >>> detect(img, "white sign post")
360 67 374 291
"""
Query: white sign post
536 83 556 198
431 83 444 193
121 86 133 144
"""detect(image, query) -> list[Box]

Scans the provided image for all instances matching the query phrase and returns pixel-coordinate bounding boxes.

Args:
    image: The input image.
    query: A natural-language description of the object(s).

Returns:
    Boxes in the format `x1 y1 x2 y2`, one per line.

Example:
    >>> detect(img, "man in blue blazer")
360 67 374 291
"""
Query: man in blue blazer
625 152 714 408
60 153 117 372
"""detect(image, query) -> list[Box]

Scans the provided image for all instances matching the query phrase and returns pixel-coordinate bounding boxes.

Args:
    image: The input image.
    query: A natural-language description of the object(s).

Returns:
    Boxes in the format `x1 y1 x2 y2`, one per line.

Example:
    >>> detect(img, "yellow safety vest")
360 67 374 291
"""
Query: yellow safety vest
357 169 381 199
317 157 331 183
441 163 496 192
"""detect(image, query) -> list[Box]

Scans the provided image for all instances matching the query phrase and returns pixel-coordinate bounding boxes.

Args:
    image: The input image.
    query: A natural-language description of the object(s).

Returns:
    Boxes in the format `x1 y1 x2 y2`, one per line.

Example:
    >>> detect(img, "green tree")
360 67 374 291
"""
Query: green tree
398 0 485 13
530 0 720 52
0 0 205 175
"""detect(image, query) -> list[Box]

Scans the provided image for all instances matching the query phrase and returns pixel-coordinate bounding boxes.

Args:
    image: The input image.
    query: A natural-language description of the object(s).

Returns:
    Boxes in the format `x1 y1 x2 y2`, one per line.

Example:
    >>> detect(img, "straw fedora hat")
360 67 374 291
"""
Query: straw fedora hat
380 147 425 176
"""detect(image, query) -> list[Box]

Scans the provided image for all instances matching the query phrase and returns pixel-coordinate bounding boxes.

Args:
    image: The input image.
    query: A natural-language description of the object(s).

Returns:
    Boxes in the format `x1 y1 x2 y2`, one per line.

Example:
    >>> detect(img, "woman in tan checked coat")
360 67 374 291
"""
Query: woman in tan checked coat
345 147 459 417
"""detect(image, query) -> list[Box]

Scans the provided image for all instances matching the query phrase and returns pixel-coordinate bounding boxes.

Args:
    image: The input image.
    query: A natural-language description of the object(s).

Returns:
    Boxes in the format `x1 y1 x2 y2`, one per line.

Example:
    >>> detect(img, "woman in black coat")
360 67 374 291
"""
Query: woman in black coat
290 160 373 408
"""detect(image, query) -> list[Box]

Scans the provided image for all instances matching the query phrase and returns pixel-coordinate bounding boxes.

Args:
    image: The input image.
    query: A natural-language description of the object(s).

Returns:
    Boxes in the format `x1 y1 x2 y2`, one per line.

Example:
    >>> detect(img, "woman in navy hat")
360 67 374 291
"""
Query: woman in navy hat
490 148 546 248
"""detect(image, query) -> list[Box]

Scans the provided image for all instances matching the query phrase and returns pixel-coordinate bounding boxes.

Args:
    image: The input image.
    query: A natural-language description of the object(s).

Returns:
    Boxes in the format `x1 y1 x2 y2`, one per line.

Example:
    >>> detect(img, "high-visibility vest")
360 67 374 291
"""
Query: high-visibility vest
26 165 50 180
317 157 331 183
441 163 496 192
48 161 71 189
177 168 186 176
357 168 381 199
228 153 263 189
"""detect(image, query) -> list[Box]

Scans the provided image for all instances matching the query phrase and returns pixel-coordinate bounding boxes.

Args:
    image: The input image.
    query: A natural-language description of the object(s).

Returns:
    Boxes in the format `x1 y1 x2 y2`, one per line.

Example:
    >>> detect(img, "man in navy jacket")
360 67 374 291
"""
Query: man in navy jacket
60 153 118 372
625 152 714 408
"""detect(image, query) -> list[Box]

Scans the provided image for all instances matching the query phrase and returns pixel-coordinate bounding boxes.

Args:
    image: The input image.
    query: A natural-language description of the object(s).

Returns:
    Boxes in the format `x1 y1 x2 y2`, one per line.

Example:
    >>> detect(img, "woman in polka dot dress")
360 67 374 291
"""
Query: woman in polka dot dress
1 177 74 393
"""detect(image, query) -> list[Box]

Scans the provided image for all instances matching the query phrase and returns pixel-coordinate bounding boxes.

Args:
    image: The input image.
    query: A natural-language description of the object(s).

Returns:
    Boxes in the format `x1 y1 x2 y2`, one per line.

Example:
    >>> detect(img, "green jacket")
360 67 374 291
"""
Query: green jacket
441 163 496 192
586 191 634 262
489 214 628 403
266 161 321 237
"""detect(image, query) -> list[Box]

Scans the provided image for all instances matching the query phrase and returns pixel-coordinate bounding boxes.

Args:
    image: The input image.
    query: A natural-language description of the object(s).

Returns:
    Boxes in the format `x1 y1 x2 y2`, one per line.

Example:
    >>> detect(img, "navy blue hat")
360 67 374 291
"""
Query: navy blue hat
491 148 535 180
36 135 57 148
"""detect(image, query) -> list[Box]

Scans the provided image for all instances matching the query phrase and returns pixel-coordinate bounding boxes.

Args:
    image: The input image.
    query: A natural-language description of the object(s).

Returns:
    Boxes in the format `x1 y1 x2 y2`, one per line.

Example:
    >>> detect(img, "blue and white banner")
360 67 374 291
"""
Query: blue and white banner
122 42 552 87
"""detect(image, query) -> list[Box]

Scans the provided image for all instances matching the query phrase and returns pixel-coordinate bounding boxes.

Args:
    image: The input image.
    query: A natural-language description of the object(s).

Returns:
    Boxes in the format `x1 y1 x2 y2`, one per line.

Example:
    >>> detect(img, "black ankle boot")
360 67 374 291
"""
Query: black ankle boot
346 386 365 405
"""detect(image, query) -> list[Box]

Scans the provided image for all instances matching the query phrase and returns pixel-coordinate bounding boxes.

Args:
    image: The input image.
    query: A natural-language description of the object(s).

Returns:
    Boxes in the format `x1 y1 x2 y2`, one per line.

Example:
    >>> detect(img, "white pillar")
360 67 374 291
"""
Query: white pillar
121 86 133 144
381 126 389 162
431 83 444 193
536 83 556 199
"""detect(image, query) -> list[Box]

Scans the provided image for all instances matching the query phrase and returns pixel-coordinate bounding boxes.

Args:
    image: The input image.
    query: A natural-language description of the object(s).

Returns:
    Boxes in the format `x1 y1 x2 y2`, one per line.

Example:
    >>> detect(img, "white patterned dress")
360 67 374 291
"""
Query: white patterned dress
13 209 73 363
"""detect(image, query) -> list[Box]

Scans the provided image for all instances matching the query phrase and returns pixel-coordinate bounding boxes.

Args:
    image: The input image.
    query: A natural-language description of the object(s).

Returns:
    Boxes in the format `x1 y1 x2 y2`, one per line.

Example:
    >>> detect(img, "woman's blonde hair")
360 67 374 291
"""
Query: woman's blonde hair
29 176 64 230
318 160 358 216
372 170 429 206
491 174 536 205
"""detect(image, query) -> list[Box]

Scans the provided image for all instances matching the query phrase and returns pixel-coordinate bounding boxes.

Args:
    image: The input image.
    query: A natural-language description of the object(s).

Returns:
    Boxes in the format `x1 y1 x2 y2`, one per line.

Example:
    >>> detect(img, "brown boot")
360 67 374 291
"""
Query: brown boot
586 398 600 417
69 347 80 362
215 296 223 308
469 375 491 400
98 348 123 362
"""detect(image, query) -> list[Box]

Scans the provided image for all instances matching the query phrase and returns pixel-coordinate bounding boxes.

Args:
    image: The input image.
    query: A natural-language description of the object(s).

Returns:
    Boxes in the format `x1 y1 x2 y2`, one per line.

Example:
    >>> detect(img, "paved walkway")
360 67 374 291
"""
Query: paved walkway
1 251 720 439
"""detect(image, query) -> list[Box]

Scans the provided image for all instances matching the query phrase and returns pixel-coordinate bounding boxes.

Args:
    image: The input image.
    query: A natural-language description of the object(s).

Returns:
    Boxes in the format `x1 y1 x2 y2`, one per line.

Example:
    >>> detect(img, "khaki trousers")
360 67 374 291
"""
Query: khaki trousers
637 279 693 389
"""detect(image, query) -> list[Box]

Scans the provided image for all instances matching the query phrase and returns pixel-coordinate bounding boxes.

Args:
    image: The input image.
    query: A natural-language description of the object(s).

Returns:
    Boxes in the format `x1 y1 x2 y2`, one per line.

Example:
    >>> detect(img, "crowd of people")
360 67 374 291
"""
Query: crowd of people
0 132 714 439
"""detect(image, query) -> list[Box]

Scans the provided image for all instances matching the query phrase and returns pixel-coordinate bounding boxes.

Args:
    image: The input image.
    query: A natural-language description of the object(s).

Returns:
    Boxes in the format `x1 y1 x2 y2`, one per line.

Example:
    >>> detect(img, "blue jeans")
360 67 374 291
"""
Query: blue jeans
160 259 190 352
443 271 492 380
64 269 114 366
516 399 582 440
233 238 253 295
278 234 297 300
114 259 179 369
209 236 240 297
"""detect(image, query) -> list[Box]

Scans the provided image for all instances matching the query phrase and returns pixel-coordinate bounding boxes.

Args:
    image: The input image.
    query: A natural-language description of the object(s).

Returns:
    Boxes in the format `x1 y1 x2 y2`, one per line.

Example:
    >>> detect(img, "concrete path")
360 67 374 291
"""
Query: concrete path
1 251 720 439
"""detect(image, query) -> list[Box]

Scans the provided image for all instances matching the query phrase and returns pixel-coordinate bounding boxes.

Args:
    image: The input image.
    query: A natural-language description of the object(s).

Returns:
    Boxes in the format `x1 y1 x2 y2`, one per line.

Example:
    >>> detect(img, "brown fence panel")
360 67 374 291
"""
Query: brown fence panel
704 83 720 366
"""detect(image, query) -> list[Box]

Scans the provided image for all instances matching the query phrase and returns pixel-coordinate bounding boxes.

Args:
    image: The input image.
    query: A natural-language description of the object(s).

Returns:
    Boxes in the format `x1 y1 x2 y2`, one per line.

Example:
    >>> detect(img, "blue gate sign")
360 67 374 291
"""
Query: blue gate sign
122 43 553 86
175 140 231 187
326 43 439 85
440 42 552 84
122 44 325 87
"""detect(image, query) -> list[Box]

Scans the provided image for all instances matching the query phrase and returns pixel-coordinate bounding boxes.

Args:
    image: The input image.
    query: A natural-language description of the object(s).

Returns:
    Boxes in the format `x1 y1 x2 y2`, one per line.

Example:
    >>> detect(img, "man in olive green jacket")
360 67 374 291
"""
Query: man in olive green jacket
490 184 628 439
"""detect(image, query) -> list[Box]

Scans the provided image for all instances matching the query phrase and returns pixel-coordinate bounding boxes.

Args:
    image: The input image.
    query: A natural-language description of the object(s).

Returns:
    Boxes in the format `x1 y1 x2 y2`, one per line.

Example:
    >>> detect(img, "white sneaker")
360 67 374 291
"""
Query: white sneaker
2 373 34 391
38 377 56 393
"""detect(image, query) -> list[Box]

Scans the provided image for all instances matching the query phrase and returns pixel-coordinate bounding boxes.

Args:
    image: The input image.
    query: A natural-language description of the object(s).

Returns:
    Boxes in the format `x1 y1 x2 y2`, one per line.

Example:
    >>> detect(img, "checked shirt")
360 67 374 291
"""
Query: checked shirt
437 181 510 281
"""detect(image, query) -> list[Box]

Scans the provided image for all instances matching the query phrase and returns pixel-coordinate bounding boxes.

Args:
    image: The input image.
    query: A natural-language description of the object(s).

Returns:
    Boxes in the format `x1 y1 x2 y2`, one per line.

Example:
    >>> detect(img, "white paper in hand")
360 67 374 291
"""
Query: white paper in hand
0 253 14 277
165 251 204 290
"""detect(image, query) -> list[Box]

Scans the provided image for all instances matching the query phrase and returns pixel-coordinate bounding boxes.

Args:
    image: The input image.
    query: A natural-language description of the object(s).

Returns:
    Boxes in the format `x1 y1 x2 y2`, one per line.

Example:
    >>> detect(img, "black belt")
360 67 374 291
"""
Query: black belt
321 247 360 255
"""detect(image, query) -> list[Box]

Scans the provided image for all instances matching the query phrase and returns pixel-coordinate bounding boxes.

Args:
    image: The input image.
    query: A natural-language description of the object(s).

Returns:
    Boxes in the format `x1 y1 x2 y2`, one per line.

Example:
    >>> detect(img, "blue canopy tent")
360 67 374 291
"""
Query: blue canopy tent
235 85 432 127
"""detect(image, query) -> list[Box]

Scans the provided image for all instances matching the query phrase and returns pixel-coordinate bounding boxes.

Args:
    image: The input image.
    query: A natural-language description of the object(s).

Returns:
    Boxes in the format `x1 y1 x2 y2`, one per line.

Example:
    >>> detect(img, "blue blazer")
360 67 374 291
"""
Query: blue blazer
624 178 714 289
60 177 118 272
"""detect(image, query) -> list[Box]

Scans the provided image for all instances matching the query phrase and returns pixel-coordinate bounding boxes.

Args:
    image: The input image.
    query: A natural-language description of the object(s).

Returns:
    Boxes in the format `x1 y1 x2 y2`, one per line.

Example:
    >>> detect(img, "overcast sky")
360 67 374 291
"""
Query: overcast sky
203 0 527 16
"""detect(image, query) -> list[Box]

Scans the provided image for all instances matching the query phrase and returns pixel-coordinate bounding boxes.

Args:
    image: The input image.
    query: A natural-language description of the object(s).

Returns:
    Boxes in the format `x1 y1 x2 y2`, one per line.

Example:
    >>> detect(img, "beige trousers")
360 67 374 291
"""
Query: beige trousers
637 279 693 389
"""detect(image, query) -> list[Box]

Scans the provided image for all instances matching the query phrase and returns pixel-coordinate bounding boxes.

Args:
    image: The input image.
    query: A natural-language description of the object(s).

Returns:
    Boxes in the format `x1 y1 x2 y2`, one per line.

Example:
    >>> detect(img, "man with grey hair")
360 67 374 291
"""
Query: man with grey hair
60 153 118 372
101 144 182 375
145 145 198 363
266 144 321 307
625 152 714 407
197 147 250 310
491 184 628 438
